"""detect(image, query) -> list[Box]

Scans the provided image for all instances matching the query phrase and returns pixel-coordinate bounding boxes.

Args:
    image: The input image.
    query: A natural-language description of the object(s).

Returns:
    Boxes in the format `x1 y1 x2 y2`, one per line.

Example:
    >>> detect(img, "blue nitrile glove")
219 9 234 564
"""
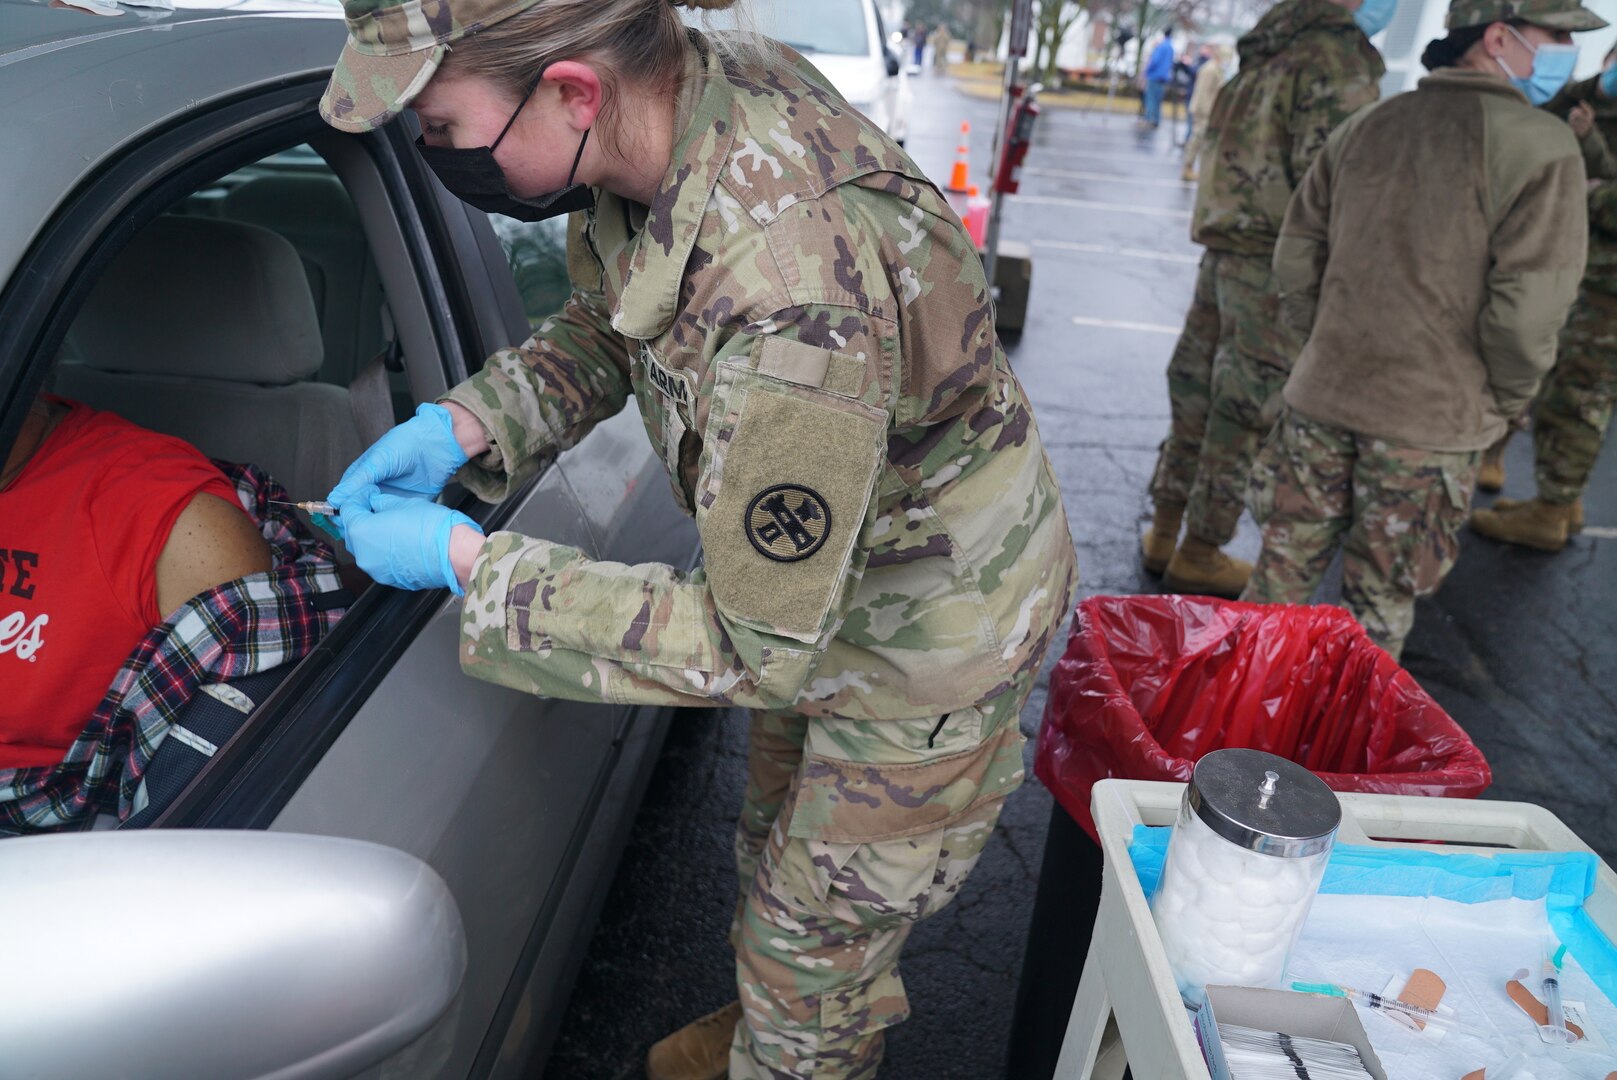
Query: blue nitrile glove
1603 65 1617 99
341 488 482 596
328 403 471 513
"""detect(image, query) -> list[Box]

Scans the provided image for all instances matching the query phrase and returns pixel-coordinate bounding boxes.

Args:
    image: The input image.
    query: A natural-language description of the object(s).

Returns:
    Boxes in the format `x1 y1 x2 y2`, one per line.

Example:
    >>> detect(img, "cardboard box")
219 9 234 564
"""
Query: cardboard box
1195 985 1390 1080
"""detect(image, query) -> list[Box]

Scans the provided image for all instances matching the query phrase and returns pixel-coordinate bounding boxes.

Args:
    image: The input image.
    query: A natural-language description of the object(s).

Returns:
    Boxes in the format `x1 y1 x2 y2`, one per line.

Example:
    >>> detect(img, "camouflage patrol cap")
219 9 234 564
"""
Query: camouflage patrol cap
319 0 547 134
1445 0 1607 31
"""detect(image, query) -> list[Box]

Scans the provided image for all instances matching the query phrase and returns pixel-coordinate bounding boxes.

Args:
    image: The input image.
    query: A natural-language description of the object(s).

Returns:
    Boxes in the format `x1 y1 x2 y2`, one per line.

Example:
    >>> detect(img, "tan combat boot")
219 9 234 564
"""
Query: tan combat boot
646 1001 741 1080
1141 501 1185 575
1162 536 1252 598
1489 496 1584 535
1180 165 1198 183
1476 440 1508 493
1469 499 1578 553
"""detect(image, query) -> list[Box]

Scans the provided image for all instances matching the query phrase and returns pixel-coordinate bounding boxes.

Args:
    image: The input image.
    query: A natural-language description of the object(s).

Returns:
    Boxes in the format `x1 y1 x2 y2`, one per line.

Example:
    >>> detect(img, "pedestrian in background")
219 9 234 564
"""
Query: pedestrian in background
1142 32 1177 127
1472 52 1617 552
314 0 1078 1076
1181 45 1224 181
1241 0 1601 658
1142 0 1386 597
930 23 952 73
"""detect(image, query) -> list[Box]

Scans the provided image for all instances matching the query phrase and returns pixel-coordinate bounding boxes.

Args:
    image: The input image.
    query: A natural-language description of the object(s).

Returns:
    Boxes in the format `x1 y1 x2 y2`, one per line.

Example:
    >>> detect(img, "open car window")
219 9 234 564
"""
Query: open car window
52 141 411 504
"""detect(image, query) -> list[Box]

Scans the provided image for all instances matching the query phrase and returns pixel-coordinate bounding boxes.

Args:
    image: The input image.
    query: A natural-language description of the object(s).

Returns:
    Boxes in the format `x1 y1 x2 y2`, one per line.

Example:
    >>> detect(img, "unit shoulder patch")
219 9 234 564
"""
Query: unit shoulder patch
746 484 831 562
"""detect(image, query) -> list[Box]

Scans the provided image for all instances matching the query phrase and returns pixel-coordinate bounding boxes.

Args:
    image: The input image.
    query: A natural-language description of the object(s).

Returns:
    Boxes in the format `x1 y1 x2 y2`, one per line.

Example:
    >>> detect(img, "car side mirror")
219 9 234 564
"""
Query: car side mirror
886 49 901 78
0 830 466 1079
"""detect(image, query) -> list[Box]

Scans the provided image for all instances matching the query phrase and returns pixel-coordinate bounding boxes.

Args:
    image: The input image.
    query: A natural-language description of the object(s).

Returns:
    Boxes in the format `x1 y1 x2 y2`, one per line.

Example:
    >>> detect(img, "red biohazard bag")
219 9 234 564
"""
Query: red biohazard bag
1034 596 1491 841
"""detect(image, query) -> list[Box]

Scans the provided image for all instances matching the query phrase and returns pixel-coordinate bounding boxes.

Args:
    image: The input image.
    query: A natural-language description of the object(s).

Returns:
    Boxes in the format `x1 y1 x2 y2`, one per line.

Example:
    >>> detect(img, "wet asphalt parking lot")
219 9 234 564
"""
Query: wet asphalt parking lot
546 68 1617 1079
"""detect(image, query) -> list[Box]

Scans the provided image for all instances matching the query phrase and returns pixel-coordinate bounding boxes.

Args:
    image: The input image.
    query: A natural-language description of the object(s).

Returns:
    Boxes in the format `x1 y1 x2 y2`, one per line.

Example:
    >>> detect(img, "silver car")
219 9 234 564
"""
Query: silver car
0 0 698 1075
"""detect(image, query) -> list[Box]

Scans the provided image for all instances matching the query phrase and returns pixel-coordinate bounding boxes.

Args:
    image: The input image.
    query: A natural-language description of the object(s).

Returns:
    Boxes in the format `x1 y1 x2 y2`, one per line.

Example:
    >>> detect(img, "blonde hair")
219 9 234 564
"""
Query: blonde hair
444 0 770 155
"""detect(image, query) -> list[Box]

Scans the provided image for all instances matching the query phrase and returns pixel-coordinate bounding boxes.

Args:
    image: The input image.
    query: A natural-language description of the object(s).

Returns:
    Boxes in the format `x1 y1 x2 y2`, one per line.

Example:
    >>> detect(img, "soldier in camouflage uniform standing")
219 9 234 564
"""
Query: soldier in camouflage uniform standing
1138 0 1390 598
1240 0 1600 659
316 0 1077 1077
1143 0 1385 598
1472 62 1617 552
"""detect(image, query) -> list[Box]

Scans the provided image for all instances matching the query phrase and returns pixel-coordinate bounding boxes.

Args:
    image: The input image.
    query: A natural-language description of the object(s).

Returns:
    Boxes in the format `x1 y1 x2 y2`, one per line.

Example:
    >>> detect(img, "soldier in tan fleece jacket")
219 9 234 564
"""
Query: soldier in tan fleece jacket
1239 0 1602 659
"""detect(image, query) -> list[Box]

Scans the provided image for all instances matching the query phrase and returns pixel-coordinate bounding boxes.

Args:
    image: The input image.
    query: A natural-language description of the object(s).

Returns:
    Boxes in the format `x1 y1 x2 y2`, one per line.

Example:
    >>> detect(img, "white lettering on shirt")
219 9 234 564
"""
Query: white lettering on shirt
0 611 47 662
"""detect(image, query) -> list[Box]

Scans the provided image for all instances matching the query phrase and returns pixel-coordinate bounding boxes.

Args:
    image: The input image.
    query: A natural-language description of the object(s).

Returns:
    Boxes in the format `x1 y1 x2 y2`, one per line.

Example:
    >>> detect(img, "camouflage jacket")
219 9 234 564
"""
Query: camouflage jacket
1192 0 1383 257
1547 75 1617 296
442 41 1075 769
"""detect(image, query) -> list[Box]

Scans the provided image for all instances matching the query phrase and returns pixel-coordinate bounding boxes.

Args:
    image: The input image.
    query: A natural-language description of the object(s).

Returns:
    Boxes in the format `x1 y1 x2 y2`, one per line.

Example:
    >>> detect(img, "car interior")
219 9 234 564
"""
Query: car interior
55 145 405 503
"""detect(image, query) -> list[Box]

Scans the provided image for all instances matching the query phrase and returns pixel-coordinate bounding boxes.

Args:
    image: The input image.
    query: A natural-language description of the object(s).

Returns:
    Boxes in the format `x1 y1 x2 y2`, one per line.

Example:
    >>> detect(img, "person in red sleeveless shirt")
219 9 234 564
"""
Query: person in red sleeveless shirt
0 395 271 770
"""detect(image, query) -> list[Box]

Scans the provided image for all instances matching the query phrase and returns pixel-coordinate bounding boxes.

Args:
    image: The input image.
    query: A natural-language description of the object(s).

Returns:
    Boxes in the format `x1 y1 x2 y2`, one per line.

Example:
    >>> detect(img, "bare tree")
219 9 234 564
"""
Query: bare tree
1033 1 1085 83
958 0 1013 56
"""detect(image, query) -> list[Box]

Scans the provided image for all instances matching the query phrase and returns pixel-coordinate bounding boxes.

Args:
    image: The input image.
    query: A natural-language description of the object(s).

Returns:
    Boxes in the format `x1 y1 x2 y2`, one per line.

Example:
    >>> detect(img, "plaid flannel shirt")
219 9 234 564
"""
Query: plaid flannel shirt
0 462 350 834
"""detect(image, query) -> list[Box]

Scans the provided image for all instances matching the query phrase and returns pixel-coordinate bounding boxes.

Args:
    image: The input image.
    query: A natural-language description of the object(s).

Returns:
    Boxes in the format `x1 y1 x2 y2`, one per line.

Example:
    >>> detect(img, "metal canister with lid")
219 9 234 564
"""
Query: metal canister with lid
1151 748 1341 1006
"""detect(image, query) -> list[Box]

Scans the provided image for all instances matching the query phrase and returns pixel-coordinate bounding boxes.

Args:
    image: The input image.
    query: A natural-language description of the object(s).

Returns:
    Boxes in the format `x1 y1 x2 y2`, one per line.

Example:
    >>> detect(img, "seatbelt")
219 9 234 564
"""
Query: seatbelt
349 301 403 447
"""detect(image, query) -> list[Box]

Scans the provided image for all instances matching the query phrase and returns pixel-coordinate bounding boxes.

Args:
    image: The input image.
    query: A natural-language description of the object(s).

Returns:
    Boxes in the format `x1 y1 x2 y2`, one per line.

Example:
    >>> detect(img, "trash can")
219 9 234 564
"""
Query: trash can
1005 596 1492 1080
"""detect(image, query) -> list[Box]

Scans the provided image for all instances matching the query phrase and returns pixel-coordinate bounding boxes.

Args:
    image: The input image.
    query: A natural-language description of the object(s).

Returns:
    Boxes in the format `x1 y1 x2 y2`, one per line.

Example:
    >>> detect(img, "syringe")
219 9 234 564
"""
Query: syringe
271 500 340 516
1291 982 1480 1035
1541 944 1576 1045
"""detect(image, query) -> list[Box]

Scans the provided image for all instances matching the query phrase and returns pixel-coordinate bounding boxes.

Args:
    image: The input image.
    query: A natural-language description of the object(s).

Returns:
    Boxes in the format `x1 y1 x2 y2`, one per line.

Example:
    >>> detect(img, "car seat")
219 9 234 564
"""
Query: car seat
219 172 387 389
57 215 364 500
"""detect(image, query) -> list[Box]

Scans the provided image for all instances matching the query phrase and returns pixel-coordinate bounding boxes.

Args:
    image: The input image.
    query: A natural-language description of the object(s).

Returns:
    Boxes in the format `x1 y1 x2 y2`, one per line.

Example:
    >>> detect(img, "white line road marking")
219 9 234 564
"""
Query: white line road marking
1026 146 1188 167
1011 194 1192 218
1037 239 1201 264
1072 315 1183 335
1581 526 1617 540
1023 166 1195 188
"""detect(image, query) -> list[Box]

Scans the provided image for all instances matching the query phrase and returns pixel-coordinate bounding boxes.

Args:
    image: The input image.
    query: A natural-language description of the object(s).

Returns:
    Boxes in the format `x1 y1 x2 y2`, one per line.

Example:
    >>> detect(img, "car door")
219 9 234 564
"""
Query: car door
269 170 701 1077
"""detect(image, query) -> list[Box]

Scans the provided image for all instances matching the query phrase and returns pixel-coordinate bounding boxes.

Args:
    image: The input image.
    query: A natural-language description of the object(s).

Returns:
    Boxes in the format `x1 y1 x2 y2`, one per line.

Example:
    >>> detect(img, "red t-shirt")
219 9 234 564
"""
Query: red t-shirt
0 399 241 770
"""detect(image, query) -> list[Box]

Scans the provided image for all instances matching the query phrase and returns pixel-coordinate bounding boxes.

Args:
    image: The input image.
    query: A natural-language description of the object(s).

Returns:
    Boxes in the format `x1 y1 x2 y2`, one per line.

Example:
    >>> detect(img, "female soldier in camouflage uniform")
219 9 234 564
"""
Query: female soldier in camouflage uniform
316 0 1077 1077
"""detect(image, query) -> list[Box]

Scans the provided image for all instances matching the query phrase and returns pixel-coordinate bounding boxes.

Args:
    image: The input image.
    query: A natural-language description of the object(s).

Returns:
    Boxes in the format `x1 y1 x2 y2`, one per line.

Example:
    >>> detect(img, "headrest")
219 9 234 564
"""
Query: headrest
66 216 323 386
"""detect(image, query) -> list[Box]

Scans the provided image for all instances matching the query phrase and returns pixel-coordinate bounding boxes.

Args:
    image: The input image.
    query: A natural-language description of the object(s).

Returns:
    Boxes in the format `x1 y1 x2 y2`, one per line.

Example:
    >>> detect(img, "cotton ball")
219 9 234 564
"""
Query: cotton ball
1201 842 1246 885
1235 877 1281 910
1239 900 1279 932
1269 868 1309 905
1243 850 1284 879
1209 918 1248 950
1200 885 1244 924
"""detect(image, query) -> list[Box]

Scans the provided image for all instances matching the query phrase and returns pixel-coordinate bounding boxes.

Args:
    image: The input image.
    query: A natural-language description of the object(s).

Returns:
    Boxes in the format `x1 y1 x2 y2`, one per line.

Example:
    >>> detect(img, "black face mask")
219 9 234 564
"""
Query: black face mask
416 68 595 223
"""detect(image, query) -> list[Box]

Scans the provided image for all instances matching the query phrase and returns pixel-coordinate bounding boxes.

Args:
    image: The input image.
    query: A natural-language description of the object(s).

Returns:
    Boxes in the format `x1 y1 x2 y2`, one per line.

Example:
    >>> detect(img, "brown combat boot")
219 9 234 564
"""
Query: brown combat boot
1489 496 1584 535
646 1001 741 1080
1180 165 1198 183
1476 440 1508 493
1471 498 1580 552
1162 536 1252 598
1141 501 1185 575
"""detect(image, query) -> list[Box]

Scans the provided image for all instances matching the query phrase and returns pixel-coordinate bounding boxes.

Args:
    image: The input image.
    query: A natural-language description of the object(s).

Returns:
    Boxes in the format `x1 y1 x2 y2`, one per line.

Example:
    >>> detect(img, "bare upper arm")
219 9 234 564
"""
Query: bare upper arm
154 492 273 619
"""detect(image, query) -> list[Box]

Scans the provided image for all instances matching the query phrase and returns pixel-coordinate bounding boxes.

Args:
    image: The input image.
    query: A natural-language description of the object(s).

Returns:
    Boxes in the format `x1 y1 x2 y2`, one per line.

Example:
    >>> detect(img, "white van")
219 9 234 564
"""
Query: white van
688 0 913 144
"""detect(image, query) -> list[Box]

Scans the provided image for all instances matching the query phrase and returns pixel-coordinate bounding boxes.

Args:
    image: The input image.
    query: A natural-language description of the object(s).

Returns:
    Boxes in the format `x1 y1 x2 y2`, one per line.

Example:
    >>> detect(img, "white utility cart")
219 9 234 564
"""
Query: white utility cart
1055 779 1617 1080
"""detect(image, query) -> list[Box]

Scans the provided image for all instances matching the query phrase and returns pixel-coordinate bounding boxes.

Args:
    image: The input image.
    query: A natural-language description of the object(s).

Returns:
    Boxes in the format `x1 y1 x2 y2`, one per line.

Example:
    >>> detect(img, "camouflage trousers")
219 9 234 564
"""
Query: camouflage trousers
1241 410 1479 661
726 706 1014 1078
1150 250 1300 545
1534 288 1617 504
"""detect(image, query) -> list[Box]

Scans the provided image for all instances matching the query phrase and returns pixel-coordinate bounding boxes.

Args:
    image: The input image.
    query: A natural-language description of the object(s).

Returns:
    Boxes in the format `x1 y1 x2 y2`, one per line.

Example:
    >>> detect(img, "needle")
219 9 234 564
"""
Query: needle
271 500 339 516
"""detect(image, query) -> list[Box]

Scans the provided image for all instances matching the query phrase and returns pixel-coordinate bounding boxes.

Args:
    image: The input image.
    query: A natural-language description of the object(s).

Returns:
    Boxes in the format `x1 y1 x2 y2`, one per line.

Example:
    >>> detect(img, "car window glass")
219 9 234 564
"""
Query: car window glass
697 0 870 56
486 213 571 331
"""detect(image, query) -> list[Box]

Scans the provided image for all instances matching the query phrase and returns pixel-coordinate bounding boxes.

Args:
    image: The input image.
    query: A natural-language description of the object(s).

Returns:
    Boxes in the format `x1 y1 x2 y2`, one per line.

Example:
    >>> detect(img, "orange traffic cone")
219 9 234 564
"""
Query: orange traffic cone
947 121 971 194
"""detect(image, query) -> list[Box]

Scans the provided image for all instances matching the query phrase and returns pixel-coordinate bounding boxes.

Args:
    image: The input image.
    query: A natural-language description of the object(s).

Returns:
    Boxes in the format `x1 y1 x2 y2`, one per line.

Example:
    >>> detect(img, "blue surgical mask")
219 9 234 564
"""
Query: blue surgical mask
1601 61 1617 98
1354 0 1398 38
1498 26 1578 106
